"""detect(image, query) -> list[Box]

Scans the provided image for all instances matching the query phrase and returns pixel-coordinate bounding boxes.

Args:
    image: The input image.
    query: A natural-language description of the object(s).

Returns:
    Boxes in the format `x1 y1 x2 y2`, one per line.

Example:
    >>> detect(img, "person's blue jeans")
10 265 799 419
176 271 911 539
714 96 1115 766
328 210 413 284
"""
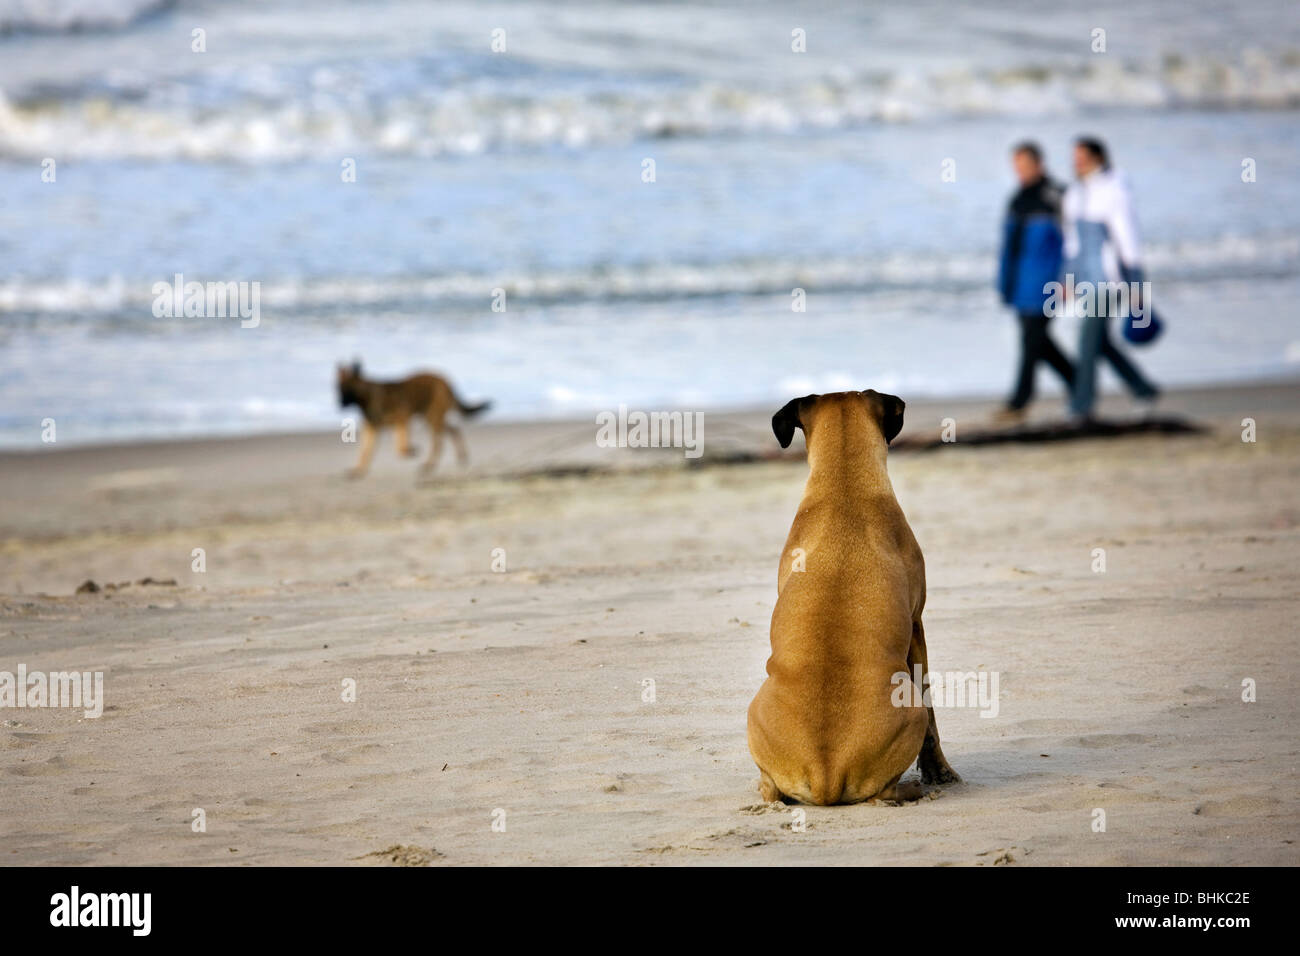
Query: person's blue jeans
1070 314 1158 417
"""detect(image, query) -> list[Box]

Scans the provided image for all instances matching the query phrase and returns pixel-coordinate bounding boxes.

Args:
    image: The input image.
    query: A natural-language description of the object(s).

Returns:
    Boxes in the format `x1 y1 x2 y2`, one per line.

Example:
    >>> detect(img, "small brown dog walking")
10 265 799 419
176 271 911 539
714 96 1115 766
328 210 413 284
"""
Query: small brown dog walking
336 362 490 478
747 390 959 805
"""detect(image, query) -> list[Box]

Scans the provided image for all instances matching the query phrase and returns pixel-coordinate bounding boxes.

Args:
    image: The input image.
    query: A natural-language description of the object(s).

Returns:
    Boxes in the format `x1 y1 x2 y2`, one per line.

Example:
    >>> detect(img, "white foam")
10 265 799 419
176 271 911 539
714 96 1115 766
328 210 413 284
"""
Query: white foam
1 235 1294 316
0 0 169 33
2 49 1298 162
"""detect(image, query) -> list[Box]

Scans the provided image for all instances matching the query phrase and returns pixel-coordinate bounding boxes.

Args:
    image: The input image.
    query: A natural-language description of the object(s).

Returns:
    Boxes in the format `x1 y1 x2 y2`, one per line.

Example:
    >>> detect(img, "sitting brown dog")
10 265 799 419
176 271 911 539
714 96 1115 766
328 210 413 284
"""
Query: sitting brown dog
337 362 490 478
747 390 959 804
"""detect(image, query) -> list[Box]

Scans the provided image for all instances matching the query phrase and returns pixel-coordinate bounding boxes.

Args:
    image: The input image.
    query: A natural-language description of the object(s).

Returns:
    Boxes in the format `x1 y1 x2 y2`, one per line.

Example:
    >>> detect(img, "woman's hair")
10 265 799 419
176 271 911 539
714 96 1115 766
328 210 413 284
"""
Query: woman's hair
1075 136 1111 170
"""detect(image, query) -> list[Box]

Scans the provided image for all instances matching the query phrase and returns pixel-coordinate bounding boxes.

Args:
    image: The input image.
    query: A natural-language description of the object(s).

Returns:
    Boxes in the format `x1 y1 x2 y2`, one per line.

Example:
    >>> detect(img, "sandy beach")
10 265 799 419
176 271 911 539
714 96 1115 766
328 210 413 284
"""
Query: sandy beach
0 382 1296 866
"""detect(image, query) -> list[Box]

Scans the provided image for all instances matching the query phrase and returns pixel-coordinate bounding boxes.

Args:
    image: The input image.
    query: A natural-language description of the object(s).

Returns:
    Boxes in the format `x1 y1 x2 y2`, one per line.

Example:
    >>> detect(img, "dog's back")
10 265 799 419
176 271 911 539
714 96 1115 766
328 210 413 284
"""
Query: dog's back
747 391 931 805
339 368 448 424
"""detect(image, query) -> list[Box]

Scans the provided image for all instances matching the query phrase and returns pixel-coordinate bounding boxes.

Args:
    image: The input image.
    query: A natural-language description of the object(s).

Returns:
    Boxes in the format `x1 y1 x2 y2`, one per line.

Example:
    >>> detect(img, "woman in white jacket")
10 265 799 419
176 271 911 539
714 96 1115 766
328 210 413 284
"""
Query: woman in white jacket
1062 138 1159 421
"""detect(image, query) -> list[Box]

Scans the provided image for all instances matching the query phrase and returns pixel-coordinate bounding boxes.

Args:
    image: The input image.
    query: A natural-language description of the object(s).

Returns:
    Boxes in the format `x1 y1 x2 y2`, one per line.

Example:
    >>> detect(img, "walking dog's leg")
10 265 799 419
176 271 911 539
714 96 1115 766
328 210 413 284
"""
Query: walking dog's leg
909 619 961 785
395 418 417 457
348 421 377 478
445 422 469 467
421 417 444 473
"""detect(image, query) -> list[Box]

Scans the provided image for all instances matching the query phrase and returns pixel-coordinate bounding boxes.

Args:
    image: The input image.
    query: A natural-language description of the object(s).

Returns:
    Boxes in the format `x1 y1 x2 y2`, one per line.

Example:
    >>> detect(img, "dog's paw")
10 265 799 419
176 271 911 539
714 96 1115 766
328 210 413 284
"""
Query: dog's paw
921 762 961 786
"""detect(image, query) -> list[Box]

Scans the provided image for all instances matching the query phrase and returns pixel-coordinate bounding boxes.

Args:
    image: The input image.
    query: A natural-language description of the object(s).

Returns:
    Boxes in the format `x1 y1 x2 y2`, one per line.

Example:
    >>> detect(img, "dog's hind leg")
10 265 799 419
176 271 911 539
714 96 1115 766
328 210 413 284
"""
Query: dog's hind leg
909 619 961 785
758 769 786 804
445 422 469 467
420 422 444 473
348 422 377 478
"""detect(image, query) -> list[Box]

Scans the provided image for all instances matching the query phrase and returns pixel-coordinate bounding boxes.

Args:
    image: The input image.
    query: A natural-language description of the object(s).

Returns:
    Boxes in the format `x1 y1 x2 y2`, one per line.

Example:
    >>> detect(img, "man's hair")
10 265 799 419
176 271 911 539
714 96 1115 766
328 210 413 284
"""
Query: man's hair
1012 141 1043 164
1075 136 1111 170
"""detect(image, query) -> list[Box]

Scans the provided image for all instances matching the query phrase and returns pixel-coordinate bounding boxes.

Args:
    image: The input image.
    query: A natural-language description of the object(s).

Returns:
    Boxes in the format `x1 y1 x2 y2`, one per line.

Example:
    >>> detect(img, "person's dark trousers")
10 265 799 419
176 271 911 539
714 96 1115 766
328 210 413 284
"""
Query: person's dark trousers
1008 312 1075 411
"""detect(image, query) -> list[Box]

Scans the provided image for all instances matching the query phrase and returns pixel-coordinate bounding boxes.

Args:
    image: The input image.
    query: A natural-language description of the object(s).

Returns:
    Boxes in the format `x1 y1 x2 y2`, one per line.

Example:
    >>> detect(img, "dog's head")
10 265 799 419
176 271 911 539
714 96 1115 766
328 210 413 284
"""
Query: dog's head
337 361 363 409
772 390 906 449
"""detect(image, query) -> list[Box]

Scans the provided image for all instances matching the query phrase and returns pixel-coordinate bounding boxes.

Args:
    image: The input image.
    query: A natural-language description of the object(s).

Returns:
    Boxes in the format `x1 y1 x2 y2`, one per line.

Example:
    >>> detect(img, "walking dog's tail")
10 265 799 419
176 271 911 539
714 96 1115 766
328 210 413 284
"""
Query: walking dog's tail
455 393 492 418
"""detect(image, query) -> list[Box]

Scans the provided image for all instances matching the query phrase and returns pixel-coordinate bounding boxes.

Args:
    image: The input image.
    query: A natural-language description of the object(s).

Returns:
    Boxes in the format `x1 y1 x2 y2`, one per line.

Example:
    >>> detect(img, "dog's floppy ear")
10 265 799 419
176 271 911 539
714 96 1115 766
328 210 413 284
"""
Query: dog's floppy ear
873 391 906 445
772 394 817 448
351 359 362 376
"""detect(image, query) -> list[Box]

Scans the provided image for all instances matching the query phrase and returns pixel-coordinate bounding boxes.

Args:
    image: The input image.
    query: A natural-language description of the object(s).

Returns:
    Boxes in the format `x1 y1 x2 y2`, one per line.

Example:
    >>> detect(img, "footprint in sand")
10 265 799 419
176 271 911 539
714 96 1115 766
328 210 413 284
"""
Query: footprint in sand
1008 718 1082 734
302 720 384 736
354 845 442 866
976 845 1024 865
1194 795 1282 817
6 754 74 776
319 743 385 765
1065 733 1154 748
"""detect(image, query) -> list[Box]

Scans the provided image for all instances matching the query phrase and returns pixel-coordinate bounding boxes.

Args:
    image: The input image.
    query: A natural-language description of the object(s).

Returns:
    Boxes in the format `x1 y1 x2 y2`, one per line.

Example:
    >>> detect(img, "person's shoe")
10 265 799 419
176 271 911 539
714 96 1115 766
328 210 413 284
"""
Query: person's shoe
991 406 1027 428
1133 393 1160 421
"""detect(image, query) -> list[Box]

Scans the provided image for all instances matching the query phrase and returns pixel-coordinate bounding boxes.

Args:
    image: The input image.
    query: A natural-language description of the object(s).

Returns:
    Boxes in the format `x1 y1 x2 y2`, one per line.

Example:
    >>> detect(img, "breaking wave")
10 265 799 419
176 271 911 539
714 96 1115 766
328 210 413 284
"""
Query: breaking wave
2 234 1295 319
2 49 1298 162
0 0 174 35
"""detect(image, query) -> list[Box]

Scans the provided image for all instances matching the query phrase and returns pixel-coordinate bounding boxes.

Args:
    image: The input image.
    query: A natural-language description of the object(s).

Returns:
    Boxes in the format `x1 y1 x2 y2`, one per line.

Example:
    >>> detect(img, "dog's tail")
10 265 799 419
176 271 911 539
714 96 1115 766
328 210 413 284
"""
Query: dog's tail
455 393 492 418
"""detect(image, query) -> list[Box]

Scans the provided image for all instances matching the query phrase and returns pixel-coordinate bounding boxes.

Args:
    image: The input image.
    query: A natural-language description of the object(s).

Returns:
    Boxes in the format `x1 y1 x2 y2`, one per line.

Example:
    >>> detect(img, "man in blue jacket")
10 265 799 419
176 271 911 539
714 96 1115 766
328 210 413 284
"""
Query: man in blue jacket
995 142 1074 424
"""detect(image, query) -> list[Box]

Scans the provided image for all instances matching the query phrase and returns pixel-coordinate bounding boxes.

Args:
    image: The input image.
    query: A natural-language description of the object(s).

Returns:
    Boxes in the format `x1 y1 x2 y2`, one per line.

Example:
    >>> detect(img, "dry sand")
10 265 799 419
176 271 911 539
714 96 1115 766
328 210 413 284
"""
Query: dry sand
1 383 1297 865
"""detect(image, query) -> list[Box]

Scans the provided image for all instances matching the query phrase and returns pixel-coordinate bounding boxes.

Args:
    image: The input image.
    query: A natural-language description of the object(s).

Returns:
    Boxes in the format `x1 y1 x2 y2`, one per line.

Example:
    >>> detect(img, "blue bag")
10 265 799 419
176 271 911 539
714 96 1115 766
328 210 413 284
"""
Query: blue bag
1119 263 1164 346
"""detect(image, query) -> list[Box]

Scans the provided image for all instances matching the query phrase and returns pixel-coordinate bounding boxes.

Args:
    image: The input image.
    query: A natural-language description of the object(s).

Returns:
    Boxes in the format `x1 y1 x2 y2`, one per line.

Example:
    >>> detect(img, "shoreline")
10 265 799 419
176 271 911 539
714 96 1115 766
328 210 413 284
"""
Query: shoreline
4 375 1297 465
